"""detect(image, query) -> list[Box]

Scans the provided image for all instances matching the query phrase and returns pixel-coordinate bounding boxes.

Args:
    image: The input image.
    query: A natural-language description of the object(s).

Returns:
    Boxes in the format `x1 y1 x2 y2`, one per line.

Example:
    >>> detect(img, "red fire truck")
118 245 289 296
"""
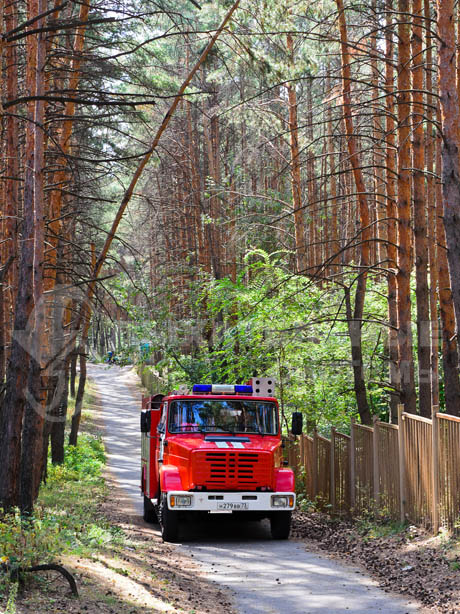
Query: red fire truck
140 378 302 542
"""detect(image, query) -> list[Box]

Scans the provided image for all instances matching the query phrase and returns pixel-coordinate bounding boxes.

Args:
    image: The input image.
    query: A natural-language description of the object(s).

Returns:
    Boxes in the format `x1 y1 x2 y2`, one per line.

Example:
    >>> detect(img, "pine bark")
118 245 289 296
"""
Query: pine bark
69 351 86 446
436 107 460 416
396 0 417 413
286 33 307 275
0 0 40 509
412 0 431 416
20 0 47 512
437 0 460 376
425 0 439 408
335 0 372 424
385 0 400 419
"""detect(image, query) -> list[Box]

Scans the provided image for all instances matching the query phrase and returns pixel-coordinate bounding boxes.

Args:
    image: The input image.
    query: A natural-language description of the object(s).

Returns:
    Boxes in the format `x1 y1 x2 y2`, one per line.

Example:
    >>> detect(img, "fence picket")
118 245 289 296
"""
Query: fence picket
373 415 380 508
330 427 336 512
350 417 356 510
432 405 439 533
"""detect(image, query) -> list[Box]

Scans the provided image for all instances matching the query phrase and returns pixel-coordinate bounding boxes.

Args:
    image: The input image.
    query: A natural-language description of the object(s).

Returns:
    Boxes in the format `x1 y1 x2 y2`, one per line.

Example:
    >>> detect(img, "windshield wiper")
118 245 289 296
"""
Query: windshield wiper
206 426 236 434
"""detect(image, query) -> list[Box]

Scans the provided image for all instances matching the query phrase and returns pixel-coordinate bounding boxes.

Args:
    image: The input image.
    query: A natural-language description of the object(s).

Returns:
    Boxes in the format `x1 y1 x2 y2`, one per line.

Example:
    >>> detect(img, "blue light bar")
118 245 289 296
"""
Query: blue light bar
193 384 212 393
191 384 253 394
235 385 253 394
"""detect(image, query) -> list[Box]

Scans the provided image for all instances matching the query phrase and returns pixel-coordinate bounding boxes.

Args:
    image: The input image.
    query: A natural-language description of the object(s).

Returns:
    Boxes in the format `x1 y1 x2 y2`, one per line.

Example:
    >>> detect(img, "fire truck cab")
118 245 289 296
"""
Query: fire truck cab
140 379 299 542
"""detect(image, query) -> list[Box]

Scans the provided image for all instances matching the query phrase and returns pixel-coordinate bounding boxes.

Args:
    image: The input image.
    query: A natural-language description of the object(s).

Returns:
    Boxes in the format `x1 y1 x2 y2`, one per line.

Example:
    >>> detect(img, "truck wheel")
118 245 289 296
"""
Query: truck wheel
159 495 179 543
143 495 158 523
270 511 292 540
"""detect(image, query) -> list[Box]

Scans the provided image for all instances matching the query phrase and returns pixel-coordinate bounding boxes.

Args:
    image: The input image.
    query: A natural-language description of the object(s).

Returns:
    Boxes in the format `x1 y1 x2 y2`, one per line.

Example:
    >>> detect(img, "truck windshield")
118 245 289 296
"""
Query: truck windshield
168 399 278 435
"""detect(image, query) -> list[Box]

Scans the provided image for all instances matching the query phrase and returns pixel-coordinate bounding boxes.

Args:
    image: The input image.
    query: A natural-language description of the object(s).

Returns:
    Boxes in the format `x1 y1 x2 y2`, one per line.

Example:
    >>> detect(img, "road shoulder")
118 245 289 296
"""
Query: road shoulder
292 510 459 613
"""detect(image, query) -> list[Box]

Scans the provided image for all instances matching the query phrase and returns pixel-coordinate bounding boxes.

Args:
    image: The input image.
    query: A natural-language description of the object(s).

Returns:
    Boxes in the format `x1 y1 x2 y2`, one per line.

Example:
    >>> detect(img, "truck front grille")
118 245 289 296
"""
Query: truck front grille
192 450 272 489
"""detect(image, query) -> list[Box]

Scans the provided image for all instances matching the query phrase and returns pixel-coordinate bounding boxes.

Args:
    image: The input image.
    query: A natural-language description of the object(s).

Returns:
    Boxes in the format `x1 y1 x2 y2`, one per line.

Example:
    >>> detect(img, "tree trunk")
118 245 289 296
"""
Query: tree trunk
69 350 86 446
396 0 417 413
412 0 431 416
335 0 372 424
286 32 307 275
0 0 40 510
385 0 400 420
437 0 460 363
436 106 460 415
425 0 439 408
20 0 47 512
70 350 77 398
51 363 70 464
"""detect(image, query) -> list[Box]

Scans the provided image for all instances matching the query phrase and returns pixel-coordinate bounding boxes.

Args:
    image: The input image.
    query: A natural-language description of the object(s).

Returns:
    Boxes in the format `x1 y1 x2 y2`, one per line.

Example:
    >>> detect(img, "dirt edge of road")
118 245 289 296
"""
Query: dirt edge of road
292 510 459 614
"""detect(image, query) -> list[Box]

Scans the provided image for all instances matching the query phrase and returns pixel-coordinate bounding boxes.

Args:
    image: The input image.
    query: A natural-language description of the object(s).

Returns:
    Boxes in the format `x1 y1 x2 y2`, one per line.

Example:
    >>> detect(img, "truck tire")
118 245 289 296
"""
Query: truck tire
143 495 158 523
270 511 292 540
159 495 179 543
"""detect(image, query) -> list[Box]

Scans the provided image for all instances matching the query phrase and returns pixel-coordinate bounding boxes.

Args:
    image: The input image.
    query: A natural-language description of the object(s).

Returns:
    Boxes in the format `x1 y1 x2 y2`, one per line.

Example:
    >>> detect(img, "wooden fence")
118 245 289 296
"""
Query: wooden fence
287 404 460 532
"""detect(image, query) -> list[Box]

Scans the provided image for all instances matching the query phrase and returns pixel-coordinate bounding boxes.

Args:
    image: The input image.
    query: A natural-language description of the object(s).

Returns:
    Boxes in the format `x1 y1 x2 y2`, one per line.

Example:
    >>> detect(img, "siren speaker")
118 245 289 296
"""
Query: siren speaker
250 377 276 397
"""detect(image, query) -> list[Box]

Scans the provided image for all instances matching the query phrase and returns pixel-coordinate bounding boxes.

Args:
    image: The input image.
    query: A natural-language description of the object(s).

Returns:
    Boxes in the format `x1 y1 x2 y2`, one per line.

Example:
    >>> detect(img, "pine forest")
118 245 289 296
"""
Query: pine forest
1 0 460 517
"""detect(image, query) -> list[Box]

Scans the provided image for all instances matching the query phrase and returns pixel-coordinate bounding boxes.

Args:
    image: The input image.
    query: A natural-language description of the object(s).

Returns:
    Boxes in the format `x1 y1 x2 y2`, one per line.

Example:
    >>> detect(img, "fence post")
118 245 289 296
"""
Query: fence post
431 405 440 534
313 428 318 499
397 404 406 524
330 427 336 513
372 415 380 510
349 417 356 511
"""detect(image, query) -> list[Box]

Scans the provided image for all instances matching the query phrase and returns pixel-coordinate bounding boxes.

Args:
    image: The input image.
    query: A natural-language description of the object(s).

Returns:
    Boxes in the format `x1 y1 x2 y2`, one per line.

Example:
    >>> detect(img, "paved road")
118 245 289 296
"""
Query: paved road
89 364 420 614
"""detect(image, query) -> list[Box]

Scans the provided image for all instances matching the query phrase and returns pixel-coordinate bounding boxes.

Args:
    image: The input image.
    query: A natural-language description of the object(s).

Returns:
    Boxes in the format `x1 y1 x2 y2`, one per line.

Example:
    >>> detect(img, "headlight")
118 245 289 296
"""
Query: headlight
170 495 192 508
271 495 294 508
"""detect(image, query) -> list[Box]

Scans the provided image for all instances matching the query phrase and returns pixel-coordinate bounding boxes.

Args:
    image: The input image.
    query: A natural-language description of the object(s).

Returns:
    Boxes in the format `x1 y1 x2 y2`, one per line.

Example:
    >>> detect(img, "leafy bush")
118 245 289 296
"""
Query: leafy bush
0 508 61 570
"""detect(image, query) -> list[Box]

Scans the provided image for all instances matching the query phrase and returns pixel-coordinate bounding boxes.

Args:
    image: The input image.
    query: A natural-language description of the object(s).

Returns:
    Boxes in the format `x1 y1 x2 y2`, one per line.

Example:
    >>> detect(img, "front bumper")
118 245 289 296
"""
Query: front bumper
166 491 296 512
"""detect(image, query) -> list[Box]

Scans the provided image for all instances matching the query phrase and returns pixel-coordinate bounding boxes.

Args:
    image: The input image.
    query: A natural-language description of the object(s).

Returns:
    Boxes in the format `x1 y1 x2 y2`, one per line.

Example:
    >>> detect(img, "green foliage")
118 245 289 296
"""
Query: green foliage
5 580 18 614
0 434 122 598
52 436 105 480
0 508 61 576
105 249 397 431
200 254 389 428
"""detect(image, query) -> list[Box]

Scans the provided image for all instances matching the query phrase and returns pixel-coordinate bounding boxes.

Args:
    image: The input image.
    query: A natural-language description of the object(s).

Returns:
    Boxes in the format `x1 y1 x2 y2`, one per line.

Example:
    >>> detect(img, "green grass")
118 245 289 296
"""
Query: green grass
353 508 406 541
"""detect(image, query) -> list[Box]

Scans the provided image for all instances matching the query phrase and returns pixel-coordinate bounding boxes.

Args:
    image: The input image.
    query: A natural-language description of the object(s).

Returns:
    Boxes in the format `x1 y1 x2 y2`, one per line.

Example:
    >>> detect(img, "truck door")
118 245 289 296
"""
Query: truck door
141 395 163 499
157 401 168 465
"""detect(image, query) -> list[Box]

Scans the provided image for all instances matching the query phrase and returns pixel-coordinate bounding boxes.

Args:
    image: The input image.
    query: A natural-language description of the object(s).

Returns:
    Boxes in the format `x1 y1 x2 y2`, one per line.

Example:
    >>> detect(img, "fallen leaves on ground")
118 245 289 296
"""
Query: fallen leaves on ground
292 510 460 614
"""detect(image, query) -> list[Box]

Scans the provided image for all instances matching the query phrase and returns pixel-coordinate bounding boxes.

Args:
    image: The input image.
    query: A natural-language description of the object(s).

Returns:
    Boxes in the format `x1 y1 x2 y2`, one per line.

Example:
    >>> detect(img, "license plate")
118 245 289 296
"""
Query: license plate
217 502 249 511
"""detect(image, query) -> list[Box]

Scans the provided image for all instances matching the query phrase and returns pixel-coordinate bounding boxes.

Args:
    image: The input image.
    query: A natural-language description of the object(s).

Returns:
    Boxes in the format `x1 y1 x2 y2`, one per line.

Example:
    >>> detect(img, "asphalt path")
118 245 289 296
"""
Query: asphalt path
89 363 421 614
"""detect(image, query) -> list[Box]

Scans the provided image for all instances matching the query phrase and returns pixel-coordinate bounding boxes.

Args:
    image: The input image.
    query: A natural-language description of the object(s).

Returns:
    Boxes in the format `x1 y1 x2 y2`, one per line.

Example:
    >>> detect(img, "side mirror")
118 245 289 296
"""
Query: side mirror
291 412 303 436
140 411 151 433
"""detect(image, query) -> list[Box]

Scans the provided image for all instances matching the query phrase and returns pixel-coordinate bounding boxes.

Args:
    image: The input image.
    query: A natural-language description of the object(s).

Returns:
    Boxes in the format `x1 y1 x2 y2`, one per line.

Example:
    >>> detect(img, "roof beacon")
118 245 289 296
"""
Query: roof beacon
191 384 253 395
